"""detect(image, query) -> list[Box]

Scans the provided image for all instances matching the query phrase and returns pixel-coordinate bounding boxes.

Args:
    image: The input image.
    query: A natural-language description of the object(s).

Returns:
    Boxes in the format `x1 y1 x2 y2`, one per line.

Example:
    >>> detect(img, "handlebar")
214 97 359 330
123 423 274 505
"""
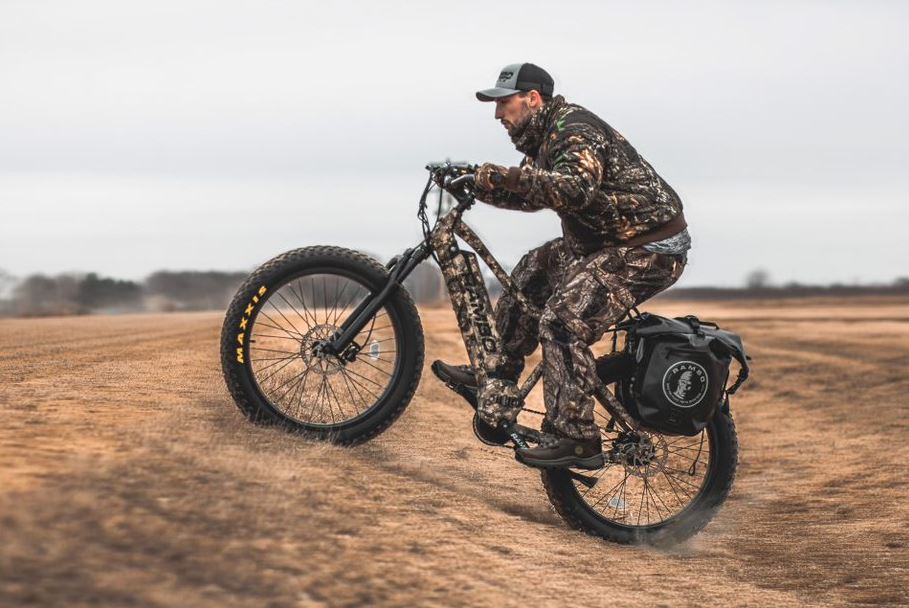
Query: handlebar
417 160 480 243
424 161 478 208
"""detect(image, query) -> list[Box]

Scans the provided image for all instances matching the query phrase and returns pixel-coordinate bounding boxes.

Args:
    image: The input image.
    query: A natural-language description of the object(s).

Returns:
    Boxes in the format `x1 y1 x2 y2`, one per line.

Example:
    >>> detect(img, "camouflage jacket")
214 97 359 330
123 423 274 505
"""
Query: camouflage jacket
477 95 684 256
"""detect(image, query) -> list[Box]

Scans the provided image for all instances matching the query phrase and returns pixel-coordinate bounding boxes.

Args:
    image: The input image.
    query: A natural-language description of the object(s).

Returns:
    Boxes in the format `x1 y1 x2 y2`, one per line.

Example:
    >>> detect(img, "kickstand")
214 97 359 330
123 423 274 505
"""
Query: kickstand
567 470 600 488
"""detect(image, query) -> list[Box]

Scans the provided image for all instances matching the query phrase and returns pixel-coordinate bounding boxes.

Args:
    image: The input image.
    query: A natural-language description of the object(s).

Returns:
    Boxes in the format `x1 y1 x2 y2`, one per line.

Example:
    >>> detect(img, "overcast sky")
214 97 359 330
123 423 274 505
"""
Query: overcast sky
1 0 907 287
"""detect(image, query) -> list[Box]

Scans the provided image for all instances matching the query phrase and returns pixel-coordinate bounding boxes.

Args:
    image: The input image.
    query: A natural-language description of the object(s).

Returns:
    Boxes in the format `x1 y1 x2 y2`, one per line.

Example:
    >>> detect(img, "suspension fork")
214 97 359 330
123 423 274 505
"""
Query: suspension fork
325 242 431 355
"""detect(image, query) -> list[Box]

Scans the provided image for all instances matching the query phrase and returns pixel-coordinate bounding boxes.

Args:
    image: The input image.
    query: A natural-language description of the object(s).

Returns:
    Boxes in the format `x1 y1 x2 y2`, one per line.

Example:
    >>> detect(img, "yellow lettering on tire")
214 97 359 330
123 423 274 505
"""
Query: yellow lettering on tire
236 283 267 366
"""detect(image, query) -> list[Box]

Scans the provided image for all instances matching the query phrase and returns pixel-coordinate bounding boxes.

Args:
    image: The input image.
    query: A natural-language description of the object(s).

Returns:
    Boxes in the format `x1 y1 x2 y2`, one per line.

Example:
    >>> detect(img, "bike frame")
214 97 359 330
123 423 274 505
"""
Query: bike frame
325 175 637 445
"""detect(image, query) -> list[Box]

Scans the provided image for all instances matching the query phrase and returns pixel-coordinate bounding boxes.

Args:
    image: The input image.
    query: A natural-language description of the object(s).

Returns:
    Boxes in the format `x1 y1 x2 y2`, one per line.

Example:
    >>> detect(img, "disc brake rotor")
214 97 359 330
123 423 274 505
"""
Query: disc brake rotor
300 323 343 376
611 432 669 479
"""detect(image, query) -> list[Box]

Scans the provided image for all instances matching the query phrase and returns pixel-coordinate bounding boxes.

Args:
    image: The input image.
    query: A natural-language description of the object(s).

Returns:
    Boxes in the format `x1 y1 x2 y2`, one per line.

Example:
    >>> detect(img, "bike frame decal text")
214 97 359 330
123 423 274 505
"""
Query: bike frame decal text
463 272 498 353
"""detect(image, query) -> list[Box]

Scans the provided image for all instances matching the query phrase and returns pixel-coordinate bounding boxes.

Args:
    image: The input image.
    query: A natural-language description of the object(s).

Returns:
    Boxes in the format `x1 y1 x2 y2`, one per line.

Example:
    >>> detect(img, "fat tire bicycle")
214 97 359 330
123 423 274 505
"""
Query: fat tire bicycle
220 163 738 545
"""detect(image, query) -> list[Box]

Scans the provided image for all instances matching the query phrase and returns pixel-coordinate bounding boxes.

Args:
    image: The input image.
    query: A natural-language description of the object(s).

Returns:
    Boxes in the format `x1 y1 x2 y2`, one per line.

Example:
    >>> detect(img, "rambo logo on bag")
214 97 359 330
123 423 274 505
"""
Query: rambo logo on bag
616 313 750 436
662 360 709 408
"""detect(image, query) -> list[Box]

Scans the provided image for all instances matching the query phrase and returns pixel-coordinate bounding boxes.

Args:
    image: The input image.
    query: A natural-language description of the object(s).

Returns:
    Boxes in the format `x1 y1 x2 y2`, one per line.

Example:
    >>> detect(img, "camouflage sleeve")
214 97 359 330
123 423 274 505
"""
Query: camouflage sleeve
473 156 547 212
503 124 605 212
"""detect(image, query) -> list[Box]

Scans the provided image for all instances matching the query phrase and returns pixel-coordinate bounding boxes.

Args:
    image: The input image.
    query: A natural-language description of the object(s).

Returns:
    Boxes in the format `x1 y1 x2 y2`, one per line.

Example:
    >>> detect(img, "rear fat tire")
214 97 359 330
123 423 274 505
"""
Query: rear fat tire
220 245 424 445
541 412 738 545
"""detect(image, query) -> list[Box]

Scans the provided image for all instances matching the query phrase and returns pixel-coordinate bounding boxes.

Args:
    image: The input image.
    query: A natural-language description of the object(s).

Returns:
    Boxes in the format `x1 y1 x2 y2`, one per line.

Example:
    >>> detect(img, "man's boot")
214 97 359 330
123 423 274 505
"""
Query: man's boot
515 433 604 470
431 360 477 388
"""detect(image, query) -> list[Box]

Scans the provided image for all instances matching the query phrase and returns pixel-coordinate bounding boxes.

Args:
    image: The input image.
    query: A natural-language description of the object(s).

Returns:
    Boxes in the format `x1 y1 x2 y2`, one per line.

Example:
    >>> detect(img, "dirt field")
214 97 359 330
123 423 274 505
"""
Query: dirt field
2 297 908 607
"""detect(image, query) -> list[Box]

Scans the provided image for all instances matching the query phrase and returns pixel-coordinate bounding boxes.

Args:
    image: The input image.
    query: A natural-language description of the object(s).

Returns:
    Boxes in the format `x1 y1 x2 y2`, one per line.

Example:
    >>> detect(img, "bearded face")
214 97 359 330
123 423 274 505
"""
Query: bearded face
495 93 535 137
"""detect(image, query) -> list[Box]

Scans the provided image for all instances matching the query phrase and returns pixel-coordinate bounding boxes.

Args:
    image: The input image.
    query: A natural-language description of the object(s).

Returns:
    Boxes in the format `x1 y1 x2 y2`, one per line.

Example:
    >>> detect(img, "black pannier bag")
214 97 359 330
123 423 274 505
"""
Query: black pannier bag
607 313 750 436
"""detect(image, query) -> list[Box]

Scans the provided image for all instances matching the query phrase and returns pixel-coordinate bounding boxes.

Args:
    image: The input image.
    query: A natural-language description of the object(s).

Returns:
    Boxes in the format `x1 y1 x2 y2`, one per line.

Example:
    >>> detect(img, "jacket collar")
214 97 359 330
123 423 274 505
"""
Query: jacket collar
509 94 567 156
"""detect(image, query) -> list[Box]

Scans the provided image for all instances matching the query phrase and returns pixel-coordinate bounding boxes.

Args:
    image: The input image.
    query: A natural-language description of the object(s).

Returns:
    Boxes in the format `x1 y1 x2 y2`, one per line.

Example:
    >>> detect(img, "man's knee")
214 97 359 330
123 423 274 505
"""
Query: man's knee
539 303 596 346
510 238 567 297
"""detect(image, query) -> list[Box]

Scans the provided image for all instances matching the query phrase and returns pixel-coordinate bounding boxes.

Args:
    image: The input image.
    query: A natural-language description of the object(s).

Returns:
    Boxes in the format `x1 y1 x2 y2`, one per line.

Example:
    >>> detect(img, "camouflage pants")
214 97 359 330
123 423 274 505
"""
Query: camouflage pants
491 238 685 440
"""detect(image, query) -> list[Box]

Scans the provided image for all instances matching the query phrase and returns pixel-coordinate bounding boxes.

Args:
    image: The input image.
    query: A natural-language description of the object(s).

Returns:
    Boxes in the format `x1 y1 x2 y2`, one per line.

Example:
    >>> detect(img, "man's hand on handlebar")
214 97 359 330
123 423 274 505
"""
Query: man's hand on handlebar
426 161 478 194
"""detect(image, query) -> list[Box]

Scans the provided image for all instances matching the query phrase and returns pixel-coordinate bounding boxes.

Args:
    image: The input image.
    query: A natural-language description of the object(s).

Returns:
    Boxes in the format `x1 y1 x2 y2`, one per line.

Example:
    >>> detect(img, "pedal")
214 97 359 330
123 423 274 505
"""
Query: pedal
446 381 478 409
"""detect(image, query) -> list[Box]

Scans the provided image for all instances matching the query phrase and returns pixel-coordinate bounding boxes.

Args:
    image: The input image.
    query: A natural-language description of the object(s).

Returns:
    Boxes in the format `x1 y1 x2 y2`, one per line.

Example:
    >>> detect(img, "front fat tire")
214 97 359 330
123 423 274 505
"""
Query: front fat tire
541 412 738 545
219 245 424 445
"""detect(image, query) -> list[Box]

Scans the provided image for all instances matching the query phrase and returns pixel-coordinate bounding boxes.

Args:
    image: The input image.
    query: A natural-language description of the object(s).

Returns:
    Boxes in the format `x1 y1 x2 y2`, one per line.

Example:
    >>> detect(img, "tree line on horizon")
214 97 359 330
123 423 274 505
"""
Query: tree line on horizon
0 266 906 318
0 265 451 318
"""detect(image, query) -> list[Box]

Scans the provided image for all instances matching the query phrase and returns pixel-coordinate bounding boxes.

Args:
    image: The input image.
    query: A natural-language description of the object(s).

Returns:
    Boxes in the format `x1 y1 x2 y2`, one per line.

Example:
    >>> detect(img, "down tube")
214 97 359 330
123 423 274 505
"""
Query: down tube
432 238 506 387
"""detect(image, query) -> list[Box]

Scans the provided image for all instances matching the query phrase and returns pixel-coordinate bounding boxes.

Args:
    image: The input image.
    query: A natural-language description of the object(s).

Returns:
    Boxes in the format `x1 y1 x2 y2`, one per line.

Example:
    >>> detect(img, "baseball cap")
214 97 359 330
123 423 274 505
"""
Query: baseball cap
475 63 555 102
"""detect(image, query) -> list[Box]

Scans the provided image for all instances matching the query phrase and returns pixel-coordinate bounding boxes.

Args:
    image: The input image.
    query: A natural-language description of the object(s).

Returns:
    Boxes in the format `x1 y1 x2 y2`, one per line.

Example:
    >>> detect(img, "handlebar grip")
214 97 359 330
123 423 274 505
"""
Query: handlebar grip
447 174 476 189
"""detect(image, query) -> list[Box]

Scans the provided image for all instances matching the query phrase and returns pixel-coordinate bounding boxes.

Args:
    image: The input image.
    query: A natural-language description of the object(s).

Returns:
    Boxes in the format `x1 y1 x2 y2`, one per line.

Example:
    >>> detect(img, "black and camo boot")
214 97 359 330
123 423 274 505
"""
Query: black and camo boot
431 360 477 388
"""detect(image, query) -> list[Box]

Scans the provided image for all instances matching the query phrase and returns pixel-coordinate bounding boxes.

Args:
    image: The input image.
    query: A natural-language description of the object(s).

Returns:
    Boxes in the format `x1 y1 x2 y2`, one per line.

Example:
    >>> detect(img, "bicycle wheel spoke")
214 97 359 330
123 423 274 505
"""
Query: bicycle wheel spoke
579 463 617 497
299 375 325 422
251 346 301 356
252 333 301 341
252 354 300 363
273 292 311 336
589 471 630 510
310 278 320 324
254 354 301 381
357 324 391 335
327 280 351 326
342 366 386 388
318 375 337 422
649 477 675 518
351 357 392 377
339 369 383 401
289 279 319 328
660 467 687 506
325 375 348 421
636 479 648 526
288 366 313 415
255 319 306 338
337 370 364 415
331 284 366 327
257 309 304 340
271 365 314 403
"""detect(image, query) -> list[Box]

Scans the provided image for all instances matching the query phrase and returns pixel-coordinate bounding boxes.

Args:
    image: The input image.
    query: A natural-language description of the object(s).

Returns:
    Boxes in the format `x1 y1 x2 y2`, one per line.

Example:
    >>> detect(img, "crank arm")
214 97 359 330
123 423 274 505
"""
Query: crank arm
506 423 547 446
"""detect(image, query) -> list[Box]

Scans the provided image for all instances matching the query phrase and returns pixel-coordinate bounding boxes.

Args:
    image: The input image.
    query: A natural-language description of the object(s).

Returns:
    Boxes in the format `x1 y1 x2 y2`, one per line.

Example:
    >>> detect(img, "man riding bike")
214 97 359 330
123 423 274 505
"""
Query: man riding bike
434 63 690 469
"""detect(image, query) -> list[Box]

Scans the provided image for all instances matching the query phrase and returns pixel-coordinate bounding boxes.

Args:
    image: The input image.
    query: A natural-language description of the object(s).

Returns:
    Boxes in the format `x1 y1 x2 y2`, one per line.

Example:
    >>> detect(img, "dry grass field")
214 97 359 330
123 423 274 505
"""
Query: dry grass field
1 296 908 607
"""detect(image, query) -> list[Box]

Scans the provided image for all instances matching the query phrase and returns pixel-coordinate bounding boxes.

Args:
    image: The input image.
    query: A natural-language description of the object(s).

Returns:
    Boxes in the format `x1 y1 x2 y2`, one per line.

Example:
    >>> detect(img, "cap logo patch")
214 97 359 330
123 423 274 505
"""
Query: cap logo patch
497 71 513 82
